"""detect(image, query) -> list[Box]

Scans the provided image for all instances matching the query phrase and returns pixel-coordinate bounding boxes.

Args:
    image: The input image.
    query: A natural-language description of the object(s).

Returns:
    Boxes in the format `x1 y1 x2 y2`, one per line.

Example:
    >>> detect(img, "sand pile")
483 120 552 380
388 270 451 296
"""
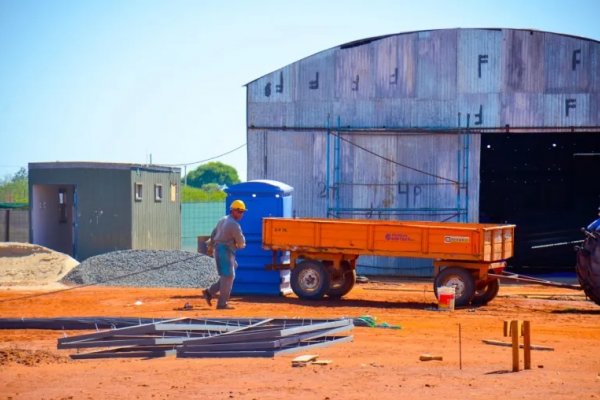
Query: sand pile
0 242 79 289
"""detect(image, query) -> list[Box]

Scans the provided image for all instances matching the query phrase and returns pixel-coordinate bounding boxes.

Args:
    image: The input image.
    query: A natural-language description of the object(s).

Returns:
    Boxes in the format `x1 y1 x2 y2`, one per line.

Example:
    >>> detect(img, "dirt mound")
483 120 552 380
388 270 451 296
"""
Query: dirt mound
0 348 70 367
0 242 79 288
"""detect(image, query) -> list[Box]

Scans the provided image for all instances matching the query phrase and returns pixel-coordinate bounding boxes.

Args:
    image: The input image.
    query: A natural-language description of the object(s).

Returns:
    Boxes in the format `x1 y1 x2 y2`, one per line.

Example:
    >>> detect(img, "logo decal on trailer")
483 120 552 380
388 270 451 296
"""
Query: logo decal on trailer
444 236 470 244
385 233 412 241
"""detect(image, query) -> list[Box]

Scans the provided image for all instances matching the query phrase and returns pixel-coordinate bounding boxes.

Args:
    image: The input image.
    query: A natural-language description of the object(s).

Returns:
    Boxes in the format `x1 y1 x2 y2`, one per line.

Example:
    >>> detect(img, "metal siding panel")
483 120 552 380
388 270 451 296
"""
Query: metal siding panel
293 101 332 127
393 134 460 215
466 132 481 223
333 100 376 127
357 255 433 277
591 44 600 125
249 129 325 218
247 129 267 179
458 93 501 128
592 93 600 125
349 134 397 214
416 29 457 100
543 93 590 126
335 44 375 100
312 131 329 215
374 98 416 128
295 49 336 102
544 33 592 92
247 66 294 103
592 42 600 93
414 100 457 128
503 29 545 93
247 102 295 128
458 29 503 94
501 93 544 127
374 34 417 99
131 169 181 250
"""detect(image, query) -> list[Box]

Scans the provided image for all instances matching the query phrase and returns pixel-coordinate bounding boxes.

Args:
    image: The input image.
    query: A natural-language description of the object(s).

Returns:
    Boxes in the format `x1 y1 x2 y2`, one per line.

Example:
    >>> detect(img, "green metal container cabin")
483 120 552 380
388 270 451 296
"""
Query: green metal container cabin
28 162 181 260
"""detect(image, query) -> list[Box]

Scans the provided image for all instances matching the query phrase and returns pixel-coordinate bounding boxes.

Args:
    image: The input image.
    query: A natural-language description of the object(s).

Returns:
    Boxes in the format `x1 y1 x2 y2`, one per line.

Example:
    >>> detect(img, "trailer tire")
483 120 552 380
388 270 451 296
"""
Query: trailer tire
327 266 356 299
434 267 476 307
291 260 330 300
471 279 500 305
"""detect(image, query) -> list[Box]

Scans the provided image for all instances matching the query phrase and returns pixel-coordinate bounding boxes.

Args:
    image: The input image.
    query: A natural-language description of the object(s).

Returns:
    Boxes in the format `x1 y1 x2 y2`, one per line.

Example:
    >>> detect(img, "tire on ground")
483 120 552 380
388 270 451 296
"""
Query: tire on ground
327 265 357 299
291 260 330 300
433 267 476 307
471 279 500 306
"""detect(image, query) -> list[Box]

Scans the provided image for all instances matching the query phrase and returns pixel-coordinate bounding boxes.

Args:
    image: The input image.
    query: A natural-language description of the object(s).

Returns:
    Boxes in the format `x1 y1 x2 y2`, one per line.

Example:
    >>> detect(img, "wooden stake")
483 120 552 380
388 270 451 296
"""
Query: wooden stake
511 320 520 372
458 323 462 370
503 320 531 372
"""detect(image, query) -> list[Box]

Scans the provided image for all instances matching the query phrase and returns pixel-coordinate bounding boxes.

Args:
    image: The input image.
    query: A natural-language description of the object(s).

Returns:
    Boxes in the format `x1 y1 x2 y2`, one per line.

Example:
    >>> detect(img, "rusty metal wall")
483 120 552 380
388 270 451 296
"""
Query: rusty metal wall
248 128 480 221
247 28 599 130
247 129 328 217
246 28 599 221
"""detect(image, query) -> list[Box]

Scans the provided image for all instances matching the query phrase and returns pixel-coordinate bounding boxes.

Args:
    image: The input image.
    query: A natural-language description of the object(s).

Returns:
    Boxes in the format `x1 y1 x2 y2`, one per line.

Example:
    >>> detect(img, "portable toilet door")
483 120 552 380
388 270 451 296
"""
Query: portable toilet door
225 180 293 295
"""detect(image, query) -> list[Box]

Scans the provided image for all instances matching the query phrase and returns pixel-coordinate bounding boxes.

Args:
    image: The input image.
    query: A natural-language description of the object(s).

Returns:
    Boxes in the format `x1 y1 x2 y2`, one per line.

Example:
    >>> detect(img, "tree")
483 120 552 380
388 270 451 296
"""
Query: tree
181 185 226 202
12 167 28 182
0 167 28 203
185 162 240 189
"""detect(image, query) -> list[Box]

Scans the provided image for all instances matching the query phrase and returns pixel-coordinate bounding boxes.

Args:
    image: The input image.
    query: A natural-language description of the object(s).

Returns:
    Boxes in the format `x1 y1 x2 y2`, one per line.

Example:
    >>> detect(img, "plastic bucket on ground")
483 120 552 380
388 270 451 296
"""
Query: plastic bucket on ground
437 286 455 311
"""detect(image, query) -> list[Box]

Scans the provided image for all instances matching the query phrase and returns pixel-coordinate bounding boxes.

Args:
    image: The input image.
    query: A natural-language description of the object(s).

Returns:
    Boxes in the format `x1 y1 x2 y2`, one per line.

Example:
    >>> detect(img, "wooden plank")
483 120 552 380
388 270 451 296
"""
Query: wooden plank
482 339 554 351
292 354 319 363
419 354 443 361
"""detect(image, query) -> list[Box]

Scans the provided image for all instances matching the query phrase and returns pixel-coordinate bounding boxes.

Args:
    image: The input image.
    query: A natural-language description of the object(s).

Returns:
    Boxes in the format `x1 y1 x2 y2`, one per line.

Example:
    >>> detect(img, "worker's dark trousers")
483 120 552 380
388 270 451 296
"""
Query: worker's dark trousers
208 275 234 308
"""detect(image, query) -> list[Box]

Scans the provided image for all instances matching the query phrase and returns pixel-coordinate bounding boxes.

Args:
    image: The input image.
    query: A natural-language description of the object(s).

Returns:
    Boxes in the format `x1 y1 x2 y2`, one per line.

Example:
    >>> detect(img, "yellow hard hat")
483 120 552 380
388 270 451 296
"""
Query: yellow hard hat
230 199 247 211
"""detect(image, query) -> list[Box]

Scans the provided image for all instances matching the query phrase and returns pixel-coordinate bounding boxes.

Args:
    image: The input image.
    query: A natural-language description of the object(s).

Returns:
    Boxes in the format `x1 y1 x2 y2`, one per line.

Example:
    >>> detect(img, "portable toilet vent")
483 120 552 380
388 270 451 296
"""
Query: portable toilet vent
225 180 293 295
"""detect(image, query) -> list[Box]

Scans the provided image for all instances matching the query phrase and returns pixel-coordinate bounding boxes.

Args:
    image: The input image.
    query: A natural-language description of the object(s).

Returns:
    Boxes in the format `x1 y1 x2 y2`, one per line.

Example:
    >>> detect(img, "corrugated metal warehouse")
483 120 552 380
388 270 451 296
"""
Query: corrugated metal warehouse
245 28 600 274
28 162 181 260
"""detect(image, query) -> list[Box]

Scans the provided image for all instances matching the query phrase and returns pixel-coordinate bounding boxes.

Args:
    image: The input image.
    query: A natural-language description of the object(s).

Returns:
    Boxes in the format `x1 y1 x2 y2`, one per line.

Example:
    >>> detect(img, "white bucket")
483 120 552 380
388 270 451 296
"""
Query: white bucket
437 286 455 311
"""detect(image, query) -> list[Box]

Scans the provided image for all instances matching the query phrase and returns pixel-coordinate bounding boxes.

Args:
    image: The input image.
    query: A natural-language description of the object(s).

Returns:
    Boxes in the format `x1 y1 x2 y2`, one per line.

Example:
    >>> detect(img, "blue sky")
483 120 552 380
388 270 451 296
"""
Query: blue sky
1 0 599 181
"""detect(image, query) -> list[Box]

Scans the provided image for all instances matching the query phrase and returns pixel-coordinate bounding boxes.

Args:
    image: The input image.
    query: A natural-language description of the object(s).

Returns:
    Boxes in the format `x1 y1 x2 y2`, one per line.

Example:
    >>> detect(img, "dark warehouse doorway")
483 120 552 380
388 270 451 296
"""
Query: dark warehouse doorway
479 132 600 272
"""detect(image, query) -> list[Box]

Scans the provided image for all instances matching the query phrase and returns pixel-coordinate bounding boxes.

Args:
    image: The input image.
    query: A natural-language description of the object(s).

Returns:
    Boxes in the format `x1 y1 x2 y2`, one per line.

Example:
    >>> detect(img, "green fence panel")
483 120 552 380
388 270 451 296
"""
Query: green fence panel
181 201 225 252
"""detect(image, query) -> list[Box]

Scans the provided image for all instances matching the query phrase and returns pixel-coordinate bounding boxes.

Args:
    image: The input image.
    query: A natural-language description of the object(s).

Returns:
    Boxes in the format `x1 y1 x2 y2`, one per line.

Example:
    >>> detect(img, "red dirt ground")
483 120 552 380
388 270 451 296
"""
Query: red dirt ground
1 280 599 400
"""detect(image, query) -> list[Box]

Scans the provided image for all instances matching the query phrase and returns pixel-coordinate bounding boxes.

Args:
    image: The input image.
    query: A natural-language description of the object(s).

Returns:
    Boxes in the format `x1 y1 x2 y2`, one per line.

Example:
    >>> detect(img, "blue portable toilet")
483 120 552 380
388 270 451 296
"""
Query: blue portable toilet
225 180 293 295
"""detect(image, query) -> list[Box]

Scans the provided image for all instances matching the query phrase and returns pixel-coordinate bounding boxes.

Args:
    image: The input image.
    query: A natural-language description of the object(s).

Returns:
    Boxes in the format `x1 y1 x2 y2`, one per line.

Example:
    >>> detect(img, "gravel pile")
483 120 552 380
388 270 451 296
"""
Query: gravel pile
61 250 219 288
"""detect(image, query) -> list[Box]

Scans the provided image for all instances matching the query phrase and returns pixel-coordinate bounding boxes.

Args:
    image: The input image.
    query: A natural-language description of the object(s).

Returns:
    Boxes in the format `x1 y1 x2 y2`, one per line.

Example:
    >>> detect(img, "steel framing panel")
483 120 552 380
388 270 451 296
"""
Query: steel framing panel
57 317 354 359
177 335 354 358
179 325 353 352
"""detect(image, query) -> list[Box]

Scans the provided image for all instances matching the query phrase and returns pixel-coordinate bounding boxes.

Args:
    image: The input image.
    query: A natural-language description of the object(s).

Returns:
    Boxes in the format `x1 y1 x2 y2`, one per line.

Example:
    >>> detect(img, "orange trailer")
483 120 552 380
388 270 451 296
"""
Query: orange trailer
262 218 515 306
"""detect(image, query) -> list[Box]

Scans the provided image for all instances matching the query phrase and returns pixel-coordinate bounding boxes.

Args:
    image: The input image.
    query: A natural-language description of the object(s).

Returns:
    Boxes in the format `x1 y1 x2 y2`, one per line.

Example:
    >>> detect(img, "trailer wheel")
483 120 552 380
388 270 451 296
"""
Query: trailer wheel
434 267 475 307
291 260 330 300
471 279 500 305
327 264 356 299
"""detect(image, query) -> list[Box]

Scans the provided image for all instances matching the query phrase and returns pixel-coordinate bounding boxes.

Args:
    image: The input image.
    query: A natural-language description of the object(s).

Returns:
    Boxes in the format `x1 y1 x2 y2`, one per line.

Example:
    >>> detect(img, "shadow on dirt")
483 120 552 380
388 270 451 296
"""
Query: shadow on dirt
551 308 600 315
170 293 434 309
234 295 435 310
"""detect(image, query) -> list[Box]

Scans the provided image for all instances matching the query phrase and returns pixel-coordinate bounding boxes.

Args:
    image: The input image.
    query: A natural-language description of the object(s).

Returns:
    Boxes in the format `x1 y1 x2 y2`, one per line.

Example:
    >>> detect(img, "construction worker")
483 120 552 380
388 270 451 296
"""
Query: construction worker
203 199 247 309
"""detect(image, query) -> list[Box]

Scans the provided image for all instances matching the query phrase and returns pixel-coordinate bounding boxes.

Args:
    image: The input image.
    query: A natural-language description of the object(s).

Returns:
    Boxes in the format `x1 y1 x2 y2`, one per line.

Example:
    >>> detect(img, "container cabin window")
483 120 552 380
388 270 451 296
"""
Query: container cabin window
170 184 177 202
134 183 143 202
154 184 163 202
58 188 67 223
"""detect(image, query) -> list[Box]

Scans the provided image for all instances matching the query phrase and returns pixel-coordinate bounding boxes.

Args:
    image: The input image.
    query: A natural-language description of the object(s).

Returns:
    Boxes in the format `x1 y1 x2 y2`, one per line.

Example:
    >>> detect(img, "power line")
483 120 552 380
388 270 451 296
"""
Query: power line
163 143 246 167
333 133 458 184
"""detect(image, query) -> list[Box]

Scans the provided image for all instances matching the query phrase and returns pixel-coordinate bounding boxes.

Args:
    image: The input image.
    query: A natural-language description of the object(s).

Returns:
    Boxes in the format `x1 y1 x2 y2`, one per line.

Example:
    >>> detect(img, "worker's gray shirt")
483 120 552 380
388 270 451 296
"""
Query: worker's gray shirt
210 215 246 252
